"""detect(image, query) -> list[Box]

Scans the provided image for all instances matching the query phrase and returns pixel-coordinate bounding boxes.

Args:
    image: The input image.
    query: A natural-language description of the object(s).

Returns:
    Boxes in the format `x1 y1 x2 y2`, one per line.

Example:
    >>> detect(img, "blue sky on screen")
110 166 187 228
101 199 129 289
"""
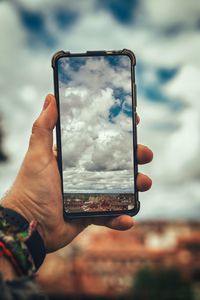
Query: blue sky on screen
0 0 200 218
58 55 133 122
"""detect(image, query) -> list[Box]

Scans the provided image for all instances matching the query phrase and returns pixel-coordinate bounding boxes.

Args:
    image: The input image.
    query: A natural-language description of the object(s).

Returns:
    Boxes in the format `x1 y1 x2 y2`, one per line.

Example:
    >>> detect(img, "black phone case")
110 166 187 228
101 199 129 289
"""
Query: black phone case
52 49 139 219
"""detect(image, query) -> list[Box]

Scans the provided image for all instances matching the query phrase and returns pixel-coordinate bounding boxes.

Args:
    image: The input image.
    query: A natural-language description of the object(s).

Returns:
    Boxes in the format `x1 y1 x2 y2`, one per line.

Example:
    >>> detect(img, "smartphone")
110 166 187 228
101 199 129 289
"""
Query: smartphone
52 49 139 219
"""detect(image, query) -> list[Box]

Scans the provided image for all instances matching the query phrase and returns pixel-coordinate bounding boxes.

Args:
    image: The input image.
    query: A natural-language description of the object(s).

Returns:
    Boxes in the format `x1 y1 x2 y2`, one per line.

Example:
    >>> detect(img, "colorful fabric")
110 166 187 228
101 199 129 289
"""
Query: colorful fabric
0 206 36 276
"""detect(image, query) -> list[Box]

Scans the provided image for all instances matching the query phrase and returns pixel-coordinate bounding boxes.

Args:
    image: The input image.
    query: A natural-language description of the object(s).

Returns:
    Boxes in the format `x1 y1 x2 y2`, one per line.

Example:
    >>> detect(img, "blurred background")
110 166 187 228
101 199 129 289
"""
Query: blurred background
0 0 200 299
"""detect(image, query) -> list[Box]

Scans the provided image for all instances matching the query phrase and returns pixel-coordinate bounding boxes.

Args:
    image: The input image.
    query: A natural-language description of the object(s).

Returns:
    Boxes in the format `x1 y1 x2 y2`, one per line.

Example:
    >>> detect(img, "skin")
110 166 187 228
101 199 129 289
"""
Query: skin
2 94 153 253
0 256 17 280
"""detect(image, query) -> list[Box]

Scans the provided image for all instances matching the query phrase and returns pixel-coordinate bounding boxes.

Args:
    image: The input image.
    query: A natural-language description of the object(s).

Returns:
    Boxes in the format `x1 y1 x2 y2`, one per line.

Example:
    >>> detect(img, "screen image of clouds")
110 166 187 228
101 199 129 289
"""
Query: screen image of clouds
58 55 136 213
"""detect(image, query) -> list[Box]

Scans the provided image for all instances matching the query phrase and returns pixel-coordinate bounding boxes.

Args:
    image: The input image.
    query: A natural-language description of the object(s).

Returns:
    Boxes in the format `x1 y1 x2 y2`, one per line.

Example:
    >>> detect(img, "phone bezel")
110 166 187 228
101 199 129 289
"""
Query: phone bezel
52 49 139 219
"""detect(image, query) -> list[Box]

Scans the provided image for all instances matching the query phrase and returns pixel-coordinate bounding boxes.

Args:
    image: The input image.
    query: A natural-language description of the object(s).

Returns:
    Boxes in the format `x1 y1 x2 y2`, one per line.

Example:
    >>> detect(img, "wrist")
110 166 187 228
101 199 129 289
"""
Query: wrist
0 204 46 272
2 190 37 223
0 255 18 280
2 192 47 250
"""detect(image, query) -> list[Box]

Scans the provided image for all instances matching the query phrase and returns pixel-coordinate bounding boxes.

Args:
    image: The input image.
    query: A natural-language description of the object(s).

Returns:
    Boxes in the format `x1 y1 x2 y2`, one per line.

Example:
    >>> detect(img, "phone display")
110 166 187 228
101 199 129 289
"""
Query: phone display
52 49 139 218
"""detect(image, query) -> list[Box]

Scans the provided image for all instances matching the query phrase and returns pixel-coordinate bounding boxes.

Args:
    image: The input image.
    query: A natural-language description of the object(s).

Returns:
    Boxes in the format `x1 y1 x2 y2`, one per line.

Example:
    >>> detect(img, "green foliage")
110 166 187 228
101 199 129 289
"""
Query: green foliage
128 266 194 300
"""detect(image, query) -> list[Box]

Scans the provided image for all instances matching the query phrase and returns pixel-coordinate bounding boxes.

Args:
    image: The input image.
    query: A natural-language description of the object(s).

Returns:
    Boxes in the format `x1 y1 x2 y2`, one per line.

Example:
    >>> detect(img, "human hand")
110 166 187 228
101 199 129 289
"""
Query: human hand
2 94 153 253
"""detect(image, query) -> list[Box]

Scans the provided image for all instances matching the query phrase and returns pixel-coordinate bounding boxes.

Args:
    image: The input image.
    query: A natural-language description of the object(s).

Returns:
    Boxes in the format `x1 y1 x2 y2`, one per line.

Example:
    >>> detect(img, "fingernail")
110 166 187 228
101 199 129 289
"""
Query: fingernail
43 95 51 110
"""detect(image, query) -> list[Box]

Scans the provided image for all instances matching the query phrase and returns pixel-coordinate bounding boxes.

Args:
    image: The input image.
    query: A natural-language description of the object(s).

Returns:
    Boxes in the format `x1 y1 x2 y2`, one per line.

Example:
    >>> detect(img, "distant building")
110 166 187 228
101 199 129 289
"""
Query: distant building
38 221 200 297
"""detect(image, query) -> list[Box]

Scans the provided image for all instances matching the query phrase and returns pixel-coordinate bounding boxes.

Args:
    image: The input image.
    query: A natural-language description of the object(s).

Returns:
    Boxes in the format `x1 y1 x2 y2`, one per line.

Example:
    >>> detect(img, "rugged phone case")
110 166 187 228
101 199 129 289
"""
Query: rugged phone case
52 49 140 219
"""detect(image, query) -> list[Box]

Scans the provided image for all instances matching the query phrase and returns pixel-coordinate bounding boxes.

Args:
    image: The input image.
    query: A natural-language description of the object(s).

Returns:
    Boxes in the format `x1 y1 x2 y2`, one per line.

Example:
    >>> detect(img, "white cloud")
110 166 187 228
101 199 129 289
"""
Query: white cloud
0 0 200 219
137 0 200 29
63 168 134 193
165 65 200 106
16 0 96 13
0 2 53 194
59 57 135 192
139 31 200 68
159 65 200 181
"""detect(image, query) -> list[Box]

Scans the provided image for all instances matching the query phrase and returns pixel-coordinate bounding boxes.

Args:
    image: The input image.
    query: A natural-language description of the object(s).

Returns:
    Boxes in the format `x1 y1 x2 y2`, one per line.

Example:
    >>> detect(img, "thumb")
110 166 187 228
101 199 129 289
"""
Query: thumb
36 94 57 130
29 94 58 152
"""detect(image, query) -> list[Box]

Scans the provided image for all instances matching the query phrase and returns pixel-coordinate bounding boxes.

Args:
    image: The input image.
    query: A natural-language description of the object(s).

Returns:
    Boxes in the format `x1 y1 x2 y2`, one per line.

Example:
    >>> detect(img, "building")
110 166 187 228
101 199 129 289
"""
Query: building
37 221 200 297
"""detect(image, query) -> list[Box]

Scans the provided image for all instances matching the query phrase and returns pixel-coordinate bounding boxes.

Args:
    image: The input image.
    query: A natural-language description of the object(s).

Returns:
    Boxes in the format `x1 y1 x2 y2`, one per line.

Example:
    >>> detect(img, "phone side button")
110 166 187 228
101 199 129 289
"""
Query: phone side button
133 84 137 107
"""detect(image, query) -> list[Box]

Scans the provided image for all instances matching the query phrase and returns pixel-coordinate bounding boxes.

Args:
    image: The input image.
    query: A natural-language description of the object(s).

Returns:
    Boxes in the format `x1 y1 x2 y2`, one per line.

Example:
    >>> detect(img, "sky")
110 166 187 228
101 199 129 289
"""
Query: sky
0 0 200 219
58 55 135 193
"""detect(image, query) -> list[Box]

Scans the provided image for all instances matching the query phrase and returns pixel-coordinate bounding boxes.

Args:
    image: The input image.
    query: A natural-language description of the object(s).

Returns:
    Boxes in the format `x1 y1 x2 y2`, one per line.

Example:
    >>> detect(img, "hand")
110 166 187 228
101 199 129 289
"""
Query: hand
2 94 153 253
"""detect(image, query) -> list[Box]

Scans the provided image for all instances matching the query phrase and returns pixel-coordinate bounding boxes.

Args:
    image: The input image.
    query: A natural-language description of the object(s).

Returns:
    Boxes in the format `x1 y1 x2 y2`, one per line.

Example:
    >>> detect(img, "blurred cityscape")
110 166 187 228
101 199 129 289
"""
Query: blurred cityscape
37 221 200 299
64 193 135 213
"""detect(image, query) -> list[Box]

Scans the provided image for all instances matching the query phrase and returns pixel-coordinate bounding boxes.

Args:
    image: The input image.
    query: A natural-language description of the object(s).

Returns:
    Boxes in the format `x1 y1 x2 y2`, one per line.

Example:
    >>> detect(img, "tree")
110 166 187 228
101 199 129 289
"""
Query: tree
127 267 194 300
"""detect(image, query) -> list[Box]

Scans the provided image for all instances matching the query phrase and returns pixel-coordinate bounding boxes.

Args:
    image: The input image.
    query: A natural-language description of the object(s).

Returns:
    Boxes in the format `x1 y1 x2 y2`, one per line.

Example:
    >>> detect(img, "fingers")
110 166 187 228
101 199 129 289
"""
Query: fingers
53 144 57 158
136 115 153 164
29 94 58 151
89 215 134 231
136 145 153 191
137 173 152 191
33 94 58 131
137 144 153 165
136 113 140 125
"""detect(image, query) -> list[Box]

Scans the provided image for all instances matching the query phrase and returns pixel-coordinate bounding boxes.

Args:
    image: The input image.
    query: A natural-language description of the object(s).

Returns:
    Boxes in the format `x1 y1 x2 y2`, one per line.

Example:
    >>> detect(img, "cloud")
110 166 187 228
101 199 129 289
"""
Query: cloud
59 56 135 192
0 0 200 219
137 0 200 30
0 2 53 194
63 168 134 193
159 65 200 181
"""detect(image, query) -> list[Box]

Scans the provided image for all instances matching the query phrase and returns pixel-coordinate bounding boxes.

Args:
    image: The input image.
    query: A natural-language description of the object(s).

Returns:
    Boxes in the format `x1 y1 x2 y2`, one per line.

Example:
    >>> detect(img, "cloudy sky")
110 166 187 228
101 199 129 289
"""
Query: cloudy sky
0 0 200 219
58 55 135 193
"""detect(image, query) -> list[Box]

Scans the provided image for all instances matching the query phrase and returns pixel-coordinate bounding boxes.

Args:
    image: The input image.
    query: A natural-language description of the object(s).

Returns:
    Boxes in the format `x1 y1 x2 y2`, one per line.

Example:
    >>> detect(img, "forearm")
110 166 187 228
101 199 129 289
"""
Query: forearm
0 257 46 300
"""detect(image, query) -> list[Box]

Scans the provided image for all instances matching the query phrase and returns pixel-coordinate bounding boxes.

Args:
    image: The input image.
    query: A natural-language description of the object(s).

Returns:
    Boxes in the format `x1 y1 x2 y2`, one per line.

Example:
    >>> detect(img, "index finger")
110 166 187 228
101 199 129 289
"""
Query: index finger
136 113 140 124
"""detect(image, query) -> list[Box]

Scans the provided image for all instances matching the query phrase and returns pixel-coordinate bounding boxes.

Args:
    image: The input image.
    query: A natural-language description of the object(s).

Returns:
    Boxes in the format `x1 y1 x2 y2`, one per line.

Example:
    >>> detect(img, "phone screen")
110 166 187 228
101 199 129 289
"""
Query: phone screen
57 53 137 214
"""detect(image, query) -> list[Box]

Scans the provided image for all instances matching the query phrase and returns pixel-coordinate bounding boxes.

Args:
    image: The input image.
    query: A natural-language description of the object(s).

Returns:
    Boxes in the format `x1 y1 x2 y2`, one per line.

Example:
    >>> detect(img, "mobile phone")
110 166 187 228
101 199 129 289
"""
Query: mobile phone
52 49 139 219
